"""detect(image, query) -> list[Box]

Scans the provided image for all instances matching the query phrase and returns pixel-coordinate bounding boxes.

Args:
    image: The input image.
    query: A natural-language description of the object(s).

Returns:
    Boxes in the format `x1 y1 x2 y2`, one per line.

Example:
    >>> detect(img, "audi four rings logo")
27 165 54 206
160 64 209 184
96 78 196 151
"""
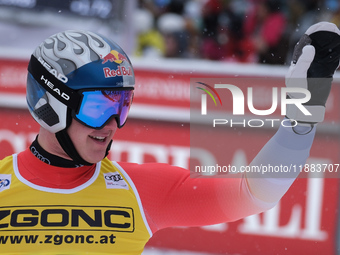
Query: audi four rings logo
104 172 128 190
31 146 51 165
105 174 123 182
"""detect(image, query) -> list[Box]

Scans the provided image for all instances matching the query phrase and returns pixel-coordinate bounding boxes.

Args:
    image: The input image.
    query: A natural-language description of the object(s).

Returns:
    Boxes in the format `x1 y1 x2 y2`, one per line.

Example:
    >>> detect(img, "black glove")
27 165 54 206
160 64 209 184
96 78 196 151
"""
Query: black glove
286 22 340 124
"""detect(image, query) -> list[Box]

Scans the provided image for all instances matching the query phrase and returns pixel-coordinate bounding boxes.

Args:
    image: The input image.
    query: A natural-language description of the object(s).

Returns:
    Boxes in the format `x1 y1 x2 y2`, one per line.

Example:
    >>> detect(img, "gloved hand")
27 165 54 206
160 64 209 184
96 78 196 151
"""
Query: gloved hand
285 22 340 124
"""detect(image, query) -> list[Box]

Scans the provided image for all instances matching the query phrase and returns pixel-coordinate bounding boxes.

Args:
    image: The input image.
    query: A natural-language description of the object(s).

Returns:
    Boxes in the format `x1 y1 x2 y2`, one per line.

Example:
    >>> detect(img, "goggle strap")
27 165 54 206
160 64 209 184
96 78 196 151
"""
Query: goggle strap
55 129 93 166
28 55 81 110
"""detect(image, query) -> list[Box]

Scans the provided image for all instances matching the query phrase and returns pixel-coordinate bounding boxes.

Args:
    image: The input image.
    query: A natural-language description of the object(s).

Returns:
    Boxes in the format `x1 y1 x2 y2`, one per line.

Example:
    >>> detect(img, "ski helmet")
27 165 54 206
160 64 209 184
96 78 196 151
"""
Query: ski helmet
26 30 135 165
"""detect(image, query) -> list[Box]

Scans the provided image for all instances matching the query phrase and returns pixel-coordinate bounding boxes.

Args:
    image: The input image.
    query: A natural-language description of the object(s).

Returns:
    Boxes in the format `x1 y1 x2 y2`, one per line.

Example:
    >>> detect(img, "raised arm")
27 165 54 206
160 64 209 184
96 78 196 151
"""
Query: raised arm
121 162 274 233
247 22 340 203
121 22 340 234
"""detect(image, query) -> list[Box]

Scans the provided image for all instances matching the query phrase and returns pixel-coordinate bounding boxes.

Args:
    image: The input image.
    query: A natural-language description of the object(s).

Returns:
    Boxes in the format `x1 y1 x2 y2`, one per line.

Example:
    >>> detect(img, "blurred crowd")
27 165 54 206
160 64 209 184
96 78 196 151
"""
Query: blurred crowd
134 0 340 65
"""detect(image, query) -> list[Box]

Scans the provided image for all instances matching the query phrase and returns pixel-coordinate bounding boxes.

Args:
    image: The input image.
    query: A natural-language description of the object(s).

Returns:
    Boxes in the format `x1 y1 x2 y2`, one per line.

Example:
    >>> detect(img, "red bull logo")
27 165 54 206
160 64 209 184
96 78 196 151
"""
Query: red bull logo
103 67 132 78
101 50 127 64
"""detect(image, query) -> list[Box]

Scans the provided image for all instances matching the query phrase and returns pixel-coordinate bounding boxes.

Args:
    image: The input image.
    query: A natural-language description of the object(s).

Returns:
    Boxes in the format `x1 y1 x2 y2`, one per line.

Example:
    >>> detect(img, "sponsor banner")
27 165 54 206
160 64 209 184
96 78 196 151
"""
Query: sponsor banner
0 57 339 122
1 58 339 122
0 205 133 253
0 205 134 232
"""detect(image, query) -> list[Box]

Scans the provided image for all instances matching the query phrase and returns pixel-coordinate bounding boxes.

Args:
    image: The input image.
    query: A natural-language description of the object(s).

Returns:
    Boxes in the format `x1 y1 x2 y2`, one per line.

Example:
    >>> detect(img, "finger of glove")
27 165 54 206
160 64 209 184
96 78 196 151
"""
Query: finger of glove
289 45 316 78
286 45 315 98
286 45 315 83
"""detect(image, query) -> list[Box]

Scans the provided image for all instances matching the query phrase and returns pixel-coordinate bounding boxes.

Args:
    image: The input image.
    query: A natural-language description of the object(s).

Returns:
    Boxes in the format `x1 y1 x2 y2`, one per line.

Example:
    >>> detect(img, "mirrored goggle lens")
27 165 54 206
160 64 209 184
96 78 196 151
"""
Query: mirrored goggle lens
74 89 133 129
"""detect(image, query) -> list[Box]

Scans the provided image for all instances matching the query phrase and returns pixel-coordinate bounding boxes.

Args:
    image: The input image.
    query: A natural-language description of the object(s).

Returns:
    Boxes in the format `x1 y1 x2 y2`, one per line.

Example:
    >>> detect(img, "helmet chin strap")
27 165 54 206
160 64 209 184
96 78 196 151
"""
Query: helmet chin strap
55 129 112 166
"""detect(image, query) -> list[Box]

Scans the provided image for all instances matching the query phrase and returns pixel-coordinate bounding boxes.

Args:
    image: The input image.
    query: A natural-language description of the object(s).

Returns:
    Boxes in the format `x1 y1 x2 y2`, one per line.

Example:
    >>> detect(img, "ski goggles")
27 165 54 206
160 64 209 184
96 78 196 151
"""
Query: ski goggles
73 88 134 129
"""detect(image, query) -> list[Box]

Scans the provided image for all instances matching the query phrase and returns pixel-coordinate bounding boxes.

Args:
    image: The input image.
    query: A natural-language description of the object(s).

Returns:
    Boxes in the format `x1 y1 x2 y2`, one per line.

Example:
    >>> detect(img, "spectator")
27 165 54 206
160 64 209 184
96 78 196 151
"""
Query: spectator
157 12 189 58
219 3 248 62
134 8 165 58
157 0 193 58
242 0 288 64
285 0 323 63
200 0 225 60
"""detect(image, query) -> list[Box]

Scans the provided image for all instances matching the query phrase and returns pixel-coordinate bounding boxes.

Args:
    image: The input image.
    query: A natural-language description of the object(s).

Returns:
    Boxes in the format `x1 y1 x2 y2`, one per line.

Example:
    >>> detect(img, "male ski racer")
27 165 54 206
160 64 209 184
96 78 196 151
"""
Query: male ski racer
0 22 339 254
